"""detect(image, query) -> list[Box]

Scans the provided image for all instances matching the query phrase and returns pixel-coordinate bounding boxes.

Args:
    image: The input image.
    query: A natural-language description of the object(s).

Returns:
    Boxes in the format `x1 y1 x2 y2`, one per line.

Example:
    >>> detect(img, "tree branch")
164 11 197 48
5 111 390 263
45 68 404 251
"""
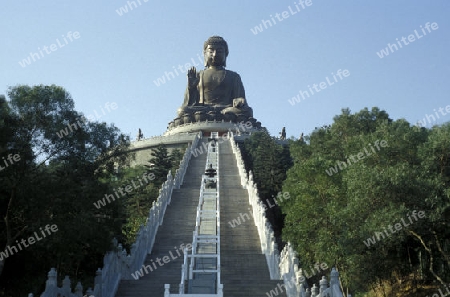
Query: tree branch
432 230 450 269
409 230 446 286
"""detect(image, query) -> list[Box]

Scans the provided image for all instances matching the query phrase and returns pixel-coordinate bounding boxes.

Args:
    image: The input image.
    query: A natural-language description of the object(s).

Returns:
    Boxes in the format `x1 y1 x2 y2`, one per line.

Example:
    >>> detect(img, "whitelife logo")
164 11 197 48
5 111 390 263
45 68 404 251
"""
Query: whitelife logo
288 69 350 106
93 171 155 209
250 0 313 35
0 153 21 172
18 31 81 68
325 140 388 177
115 0 149 16
131 243 192 279
376 22 439 59
363 211 425 247
0 224 58 261
228 192 290 228
56 102 118 139
152 53 204 87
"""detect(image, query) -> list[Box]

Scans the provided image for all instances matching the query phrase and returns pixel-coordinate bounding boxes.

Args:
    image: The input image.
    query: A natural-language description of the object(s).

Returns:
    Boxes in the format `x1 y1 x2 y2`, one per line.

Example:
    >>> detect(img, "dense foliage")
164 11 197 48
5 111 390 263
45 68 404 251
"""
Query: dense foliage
0 85 131 296
0 85 187 297
239 131 293 247
280 107 450 296
120 144 184 246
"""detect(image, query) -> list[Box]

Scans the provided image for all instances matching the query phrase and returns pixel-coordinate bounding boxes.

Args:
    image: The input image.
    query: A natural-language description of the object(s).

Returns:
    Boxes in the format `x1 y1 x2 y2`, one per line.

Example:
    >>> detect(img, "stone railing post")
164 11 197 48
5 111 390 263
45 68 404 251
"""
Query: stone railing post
319 276 328 294
40 268 57 297
85 288 94 297
217 283 224 297
62 276 71 296
94 268 102 297
311 284 319 297
74 282 83 297
330 267 339 286
305 288 311 297
164 284 171 297
329 267 344 297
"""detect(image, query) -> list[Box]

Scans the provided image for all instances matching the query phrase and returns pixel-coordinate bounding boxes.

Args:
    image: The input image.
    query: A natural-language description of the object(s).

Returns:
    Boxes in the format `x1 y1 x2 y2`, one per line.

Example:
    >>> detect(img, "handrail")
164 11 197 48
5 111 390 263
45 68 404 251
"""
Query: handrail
228 131 347 297
31 132 202 297
166 132 223 297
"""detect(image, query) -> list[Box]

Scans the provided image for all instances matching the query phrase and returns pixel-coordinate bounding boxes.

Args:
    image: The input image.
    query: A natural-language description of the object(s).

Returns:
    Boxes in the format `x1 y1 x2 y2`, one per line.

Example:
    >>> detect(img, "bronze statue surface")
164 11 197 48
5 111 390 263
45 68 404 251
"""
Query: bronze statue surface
172 36 255 127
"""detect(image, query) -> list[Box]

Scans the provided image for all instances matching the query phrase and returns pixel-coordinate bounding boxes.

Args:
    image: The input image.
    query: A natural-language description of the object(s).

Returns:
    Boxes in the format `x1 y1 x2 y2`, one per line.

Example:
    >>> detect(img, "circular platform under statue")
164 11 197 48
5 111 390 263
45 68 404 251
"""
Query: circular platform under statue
164 118 262 136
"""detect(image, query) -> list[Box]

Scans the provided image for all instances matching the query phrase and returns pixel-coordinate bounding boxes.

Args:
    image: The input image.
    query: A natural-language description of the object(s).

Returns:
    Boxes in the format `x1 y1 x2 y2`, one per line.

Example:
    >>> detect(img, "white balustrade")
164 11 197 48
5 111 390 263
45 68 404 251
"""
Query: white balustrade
228 132 348 297
228 132 280 279
31 133 202 297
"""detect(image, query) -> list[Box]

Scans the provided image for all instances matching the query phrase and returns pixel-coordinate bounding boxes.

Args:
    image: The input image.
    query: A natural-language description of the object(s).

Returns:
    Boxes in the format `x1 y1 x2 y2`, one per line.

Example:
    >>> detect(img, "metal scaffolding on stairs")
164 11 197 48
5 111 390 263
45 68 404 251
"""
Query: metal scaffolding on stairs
165 132 223 297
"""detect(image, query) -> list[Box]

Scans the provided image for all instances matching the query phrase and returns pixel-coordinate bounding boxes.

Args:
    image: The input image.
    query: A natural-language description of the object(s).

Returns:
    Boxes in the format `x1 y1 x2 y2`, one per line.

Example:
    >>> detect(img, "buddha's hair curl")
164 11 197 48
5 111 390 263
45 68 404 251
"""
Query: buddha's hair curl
203 36 229 57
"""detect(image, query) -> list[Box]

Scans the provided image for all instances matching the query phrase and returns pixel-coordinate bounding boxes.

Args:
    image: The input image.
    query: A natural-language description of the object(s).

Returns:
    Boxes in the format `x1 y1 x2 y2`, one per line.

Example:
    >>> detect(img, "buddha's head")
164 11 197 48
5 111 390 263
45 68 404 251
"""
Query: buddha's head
203 36 229 67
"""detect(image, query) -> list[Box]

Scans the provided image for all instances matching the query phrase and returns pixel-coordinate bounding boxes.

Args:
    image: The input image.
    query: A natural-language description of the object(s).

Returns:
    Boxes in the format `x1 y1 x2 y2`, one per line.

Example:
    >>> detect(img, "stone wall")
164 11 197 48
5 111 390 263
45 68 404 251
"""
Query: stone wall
129 133 198 166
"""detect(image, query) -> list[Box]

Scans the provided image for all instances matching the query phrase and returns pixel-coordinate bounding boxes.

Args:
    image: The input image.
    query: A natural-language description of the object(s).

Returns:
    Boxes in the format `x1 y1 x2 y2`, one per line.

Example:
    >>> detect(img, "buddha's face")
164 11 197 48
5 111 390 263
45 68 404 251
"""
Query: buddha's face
204 44 226 67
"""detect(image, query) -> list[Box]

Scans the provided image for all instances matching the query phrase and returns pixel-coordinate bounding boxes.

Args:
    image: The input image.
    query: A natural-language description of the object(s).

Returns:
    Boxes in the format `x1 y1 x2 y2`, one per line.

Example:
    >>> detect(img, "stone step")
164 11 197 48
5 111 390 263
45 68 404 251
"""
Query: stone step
217 141 287 297
115 142 207 297
114 139 287 297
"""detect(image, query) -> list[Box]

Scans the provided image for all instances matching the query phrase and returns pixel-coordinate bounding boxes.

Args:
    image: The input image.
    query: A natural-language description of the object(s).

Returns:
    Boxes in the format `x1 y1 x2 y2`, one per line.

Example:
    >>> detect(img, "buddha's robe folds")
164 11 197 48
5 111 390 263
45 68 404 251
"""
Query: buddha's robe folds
178 68 252 118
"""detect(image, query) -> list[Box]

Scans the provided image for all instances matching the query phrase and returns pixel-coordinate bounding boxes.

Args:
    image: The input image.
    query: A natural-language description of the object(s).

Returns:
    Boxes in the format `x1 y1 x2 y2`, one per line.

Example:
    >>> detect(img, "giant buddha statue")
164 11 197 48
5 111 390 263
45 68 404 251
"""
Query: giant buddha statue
174 36 255 125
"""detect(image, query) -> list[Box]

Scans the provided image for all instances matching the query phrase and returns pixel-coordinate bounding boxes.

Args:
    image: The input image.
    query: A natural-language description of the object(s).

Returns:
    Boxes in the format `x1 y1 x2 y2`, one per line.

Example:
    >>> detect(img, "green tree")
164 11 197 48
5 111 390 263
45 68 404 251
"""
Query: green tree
0 85 129 296
240 131 292 247
242 132 292 198
412 123 450 286
146 144 173 186
280 107 450 296
171 147 185 174
121 145 186 246
117 166 159 246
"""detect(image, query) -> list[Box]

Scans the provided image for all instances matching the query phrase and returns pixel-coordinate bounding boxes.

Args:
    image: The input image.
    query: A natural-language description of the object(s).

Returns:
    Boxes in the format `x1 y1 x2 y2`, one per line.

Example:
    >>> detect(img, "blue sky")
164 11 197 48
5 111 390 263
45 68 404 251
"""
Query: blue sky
1 1 449 139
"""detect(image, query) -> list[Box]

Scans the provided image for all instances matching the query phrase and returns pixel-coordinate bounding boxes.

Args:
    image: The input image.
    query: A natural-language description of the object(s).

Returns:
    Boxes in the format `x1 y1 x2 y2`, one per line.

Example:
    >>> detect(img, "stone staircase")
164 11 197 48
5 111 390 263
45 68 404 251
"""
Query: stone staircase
114 138 286 297
114 140 207 297
219 140 286 297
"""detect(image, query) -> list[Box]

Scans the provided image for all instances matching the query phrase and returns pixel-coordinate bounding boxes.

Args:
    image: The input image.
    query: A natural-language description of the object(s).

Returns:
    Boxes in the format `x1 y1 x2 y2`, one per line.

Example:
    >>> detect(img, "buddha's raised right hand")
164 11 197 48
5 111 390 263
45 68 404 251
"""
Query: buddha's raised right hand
187 67 198 89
